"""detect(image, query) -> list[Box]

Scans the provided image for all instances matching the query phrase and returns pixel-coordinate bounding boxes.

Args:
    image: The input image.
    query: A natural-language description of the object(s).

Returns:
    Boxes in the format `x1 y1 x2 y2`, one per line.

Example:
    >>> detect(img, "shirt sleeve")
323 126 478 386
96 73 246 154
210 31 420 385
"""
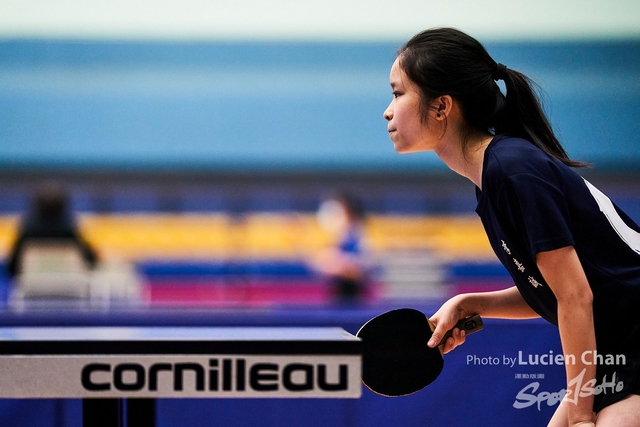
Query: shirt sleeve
495 172 575 256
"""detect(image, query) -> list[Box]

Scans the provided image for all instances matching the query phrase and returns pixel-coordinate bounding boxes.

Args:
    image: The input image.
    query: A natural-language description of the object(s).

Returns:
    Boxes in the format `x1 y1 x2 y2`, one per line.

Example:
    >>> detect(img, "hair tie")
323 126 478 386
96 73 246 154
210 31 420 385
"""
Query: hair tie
493 63 508 81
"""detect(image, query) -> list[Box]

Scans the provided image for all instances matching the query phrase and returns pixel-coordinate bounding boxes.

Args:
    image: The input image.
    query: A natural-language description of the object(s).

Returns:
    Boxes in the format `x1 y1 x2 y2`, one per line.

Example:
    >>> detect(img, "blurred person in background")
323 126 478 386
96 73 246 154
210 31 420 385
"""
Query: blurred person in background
6 182 98 279
312 191 371 304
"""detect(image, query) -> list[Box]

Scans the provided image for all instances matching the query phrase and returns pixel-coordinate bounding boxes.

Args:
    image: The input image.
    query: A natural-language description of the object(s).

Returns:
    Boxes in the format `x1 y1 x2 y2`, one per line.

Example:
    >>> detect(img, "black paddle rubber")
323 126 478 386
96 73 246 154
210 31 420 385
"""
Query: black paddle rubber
357 308 483 397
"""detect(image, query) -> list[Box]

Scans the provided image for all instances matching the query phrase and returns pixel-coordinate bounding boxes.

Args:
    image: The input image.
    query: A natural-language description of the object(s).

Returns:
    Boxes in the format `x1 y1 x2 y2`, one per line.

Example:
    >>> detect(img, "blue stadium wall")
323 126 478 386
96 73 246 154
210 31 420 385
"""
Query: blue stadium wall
1 39 639 174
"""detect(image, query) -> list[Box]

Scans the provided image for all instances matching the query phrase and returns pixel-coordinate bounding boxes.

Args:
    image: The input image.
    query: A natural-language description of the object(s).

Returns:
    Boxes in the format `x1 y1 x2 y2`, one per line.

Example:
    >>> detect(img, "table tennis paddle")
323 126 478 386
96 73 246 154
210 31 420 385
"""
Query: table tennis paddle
356 308 483 397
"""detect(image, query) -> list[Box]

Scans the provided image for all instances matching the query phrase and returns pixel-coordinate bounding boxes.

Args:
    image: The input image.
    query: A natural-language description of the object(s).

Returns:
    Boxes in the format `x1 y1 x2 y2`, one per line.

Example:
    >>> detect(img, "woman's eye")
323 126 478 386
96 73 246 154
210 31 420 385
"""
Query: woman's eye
392 91 400 98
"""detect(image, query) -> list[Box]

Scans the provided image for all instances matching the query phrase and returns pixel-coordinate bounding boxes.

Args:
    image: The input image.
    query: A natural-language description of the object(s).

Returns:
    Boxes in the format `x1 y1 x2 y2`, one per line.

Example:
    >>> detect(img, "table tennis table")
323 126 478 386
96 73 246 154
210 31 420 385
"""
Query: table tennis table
0 326 362 427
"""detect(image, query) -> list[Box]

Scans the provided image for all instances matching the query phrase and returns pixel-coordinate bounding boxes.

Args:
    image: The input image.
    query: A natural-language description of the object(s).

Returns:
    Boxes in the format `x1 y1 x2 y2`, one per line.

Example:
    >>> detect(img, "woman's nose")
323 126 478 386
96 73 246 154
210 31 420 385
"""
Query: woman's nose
383 102 393 121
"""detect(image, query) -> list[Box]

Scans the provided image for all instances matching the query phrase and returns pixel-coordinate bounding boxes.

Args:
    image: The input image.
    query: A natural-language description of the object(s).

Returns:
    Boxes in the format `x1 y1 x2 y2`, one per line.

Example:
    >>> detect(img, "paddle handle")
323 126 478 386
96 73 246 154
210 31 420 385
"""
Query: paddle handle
441 314 484 343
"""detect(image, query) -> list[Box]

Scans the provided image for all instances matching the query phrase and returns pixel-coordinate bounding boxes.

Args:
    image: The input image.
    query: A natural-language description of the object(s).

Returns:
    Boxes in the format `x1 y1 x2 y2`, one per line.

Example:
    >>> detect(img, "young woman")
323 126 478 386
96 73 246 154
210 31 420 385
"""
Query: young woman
383 28 640 427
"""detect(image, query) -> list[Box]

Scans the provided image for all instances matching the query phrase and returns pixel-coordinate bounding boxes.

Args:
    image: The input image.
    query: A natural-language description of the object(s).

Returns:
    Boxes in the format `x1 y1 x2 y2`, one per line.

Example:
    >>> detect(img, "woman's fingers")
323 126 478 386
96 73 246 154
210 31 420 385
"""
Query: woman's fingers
442 328 466 354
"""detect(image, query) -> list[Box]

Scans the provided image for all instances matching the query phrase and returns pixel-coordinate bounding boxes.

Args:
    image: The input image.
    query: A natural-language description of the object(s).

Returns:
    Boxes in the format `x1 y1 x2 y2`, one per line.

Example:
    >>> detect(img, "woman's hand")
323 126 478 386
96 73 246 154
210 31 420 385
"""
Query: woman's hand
427 295 470 353
427 286 539 354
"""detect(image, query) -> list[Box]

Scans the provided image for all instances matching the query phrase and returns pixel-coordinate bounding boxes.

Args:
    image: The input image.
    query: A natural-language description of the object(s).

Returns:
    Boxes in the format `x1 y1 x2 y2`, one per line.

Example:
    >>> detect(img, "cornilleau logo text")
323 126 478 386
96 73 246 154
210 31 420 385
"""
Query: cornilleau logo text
82 358 348 393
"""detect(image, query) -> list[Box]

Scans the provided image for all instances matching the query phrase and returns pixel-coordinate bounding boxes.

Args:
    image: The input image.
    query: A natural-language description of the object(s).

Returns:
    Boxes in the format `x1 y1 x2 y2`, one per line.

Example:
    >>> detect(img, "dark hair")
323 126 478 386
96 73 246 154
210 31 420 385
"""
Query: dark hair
398 27 587 168
330 191 365 221
33 182 69 219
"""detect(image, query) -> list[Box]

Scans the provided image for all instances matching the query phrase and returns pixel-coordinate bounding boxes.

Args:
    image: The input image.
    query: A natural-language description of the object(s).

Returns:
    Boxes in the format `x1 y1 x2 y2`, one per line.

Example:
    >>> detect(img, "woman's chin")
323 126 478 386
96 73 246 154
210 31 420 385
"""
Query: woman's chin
392 142 409 154
393 143 419 154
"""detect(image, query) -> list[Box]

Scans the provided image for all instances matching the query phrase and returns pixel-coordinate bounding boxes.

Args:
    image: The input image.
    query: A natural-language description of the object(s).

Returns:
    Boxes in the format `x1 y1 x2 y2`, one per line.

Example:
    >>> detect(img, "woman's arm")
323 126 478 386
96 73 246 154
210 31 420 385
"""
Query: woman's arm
428 285 539 351
457 285 540 319
536 246 596 427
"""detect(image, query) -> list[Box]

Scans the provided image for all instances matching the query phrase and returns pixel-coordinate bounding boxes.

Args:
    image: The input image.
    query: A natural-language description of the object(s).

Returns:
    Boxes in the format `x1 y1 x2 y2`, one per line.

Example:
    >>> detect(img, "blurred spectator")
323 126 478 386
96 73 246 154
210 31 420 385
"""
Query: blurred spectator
312 191 370 303
6 182 97 279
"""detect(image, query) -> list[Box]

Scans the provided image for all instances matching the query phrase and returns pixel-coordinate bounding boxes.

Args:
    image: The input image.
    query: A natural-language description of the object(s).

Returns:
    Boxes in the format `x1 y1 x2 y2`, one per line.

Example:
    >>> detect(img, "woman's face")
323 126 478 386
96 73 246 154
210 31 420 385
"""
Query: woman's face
317 198 349 236
383 58 439 154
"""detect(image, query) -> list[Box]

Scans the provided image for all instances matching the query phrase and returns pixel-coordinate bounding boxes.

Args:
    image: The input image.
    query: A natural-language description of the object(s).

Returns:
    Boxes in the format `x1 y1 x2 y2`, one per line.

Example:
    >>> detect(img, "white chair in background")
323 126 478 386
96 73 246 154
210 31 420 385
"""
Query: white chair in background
13 240 93 301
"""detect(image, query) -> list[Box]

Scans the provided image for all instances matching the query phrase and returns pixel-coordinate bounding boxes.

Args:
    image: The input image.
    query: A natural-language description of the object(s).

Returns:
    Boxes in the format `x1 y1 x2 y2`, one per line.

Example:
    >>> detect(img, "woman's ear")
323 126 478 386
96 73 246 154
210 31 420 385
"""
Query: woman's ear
433 95 454 120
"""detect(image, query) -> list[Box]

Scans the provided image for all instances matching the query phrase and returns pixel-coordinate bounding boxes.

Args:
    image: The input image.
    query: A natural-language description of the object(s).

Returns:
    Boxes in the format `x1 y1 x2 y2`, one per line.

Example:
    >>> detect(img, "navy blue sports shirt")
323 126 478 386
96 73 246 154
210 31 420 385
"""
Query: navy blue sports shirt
475 135 640 357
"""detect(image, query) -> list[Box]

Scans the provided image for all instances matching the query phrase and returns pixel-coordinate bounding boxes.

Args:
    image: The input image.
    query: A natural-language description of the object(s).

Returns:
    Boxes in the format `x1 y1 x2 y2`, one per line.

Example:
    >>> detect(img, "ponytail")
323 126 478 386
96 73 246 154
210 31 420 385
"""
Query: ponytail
398 28 588 168
497 66 588 168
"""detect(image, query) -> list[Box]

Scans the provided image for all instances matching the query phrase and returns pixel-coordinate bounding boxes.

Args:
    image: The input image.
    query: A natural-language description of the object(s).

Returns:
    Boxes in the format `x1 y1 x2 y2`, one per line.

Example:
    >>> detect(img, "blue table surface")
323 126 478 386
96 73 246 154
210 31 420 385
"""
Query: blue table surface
0 326 359 342
0 304 563 427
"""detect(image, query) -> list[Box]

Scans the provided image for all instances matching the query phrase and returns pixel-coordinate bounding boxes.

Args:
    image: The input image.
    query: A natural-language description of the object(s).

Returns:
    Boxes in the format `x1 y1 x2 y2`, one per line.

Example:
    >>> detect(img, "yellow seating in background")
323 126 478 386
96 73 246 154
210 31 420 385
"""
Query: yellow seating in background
0 216 19 259
0 213 495 263
365 215 495 260
238 214 332 258
77 214 234 260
